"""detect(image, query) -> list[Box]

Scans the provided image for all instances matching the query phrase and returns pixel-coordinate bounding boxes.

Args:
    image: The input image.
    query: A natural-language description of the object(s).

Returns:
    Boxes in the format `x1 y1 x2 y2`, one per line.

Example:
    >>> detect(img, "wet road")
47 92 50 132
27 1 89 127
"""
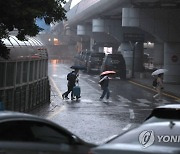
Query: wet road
45 61 178 144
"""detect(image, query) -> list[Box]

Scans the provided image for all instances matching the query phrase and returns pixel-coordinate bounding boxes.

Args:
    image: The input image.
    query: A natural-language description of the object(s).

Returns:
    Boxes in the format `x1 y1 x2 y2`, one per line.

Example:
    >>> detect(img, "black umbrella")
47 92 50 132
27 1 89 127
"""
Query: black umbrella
70 65 86 70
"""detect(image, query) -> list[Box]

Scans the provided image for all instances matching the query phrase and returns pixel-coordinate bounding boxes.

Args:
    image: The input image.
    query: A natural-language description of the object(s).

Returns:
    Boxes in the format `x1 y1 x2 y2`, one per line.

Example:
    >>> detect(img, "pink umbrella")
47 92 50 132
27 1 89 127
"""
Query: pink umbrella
100 71 116 76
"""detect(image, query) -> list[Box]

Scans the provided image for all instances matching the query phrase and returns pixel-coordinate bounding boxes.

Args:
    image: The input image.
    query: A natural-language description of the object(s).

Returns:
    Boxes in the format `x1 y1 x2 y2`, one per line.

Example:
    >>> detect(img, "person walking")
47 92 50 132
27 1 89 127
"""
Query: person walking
99 75 110 101
153 73 164 100
62 69 79 100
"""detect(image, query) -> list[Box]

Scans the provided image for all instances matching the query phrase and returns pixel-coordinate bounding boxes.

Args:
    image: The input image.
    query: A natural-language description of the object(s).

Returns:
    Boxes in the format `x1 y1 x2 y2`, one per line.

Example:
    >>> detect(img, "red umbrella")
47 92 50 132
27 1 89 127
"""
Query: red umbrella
100 71 116 76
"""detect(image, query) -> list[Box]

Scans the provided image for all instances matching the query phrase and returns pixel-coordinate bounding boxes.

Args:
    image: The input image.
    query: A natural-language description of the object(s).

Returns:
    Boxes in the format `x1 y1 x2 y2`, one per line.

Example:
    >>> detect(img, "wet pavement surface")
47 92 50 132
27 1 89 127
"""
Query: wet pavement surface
31 60 180 144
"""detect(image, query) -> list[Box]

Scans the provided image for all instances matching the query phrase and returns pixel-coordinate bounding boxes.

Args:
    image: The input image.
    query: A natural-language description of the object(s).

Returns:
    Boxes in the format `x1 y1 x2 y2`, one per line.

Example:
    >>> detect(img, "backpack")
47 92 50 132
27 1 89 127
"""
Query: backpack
152 78 157 87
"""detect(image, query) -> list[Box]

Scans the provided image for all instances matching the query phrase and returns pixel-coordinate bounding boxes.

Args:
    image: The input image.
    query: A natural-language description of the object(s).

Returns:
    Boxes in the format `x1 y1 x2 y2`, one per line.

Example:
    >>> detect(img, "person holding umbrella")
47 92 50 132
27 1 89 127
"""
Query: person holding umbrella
99 71 115 102
152 69 167 100
62 68 79 100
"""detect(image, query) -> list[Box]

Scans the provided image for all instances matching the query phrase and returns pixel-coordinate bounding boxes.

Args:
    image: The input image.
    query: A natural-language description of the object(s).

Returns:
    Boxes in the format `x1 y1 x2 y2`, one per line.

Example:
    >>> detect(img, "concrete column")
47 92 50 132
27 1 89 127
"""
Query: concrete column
99 47 104 53
118 42 133 78
65 27 71 35
118 42 144 77
90 38 95 51
92 19 104 32
134 42 144 72
153 43 164 68
164 42 180 83
122 8 180 42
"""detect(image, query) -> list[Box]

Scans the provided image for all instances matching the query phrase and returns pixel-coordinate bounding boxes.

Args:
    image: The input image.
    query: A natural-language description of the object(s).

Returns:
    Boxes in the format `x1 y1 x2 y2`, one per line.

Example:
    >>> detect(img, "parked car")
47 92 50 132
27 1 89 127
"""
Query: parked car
0 111 96 154
74 52 82 66
144 104 180 123
81 51 91 69
91 121 180 154
87 52 105 73
100 53 126 79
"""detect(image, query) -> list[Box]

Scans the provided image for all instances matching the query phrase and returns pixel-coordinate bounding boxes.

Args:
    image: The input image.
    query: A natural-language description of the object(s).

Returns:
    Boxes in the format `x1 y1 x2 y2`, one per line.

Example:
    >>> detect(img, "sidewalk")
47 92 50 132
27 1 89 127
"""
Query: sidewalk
130 72 180 99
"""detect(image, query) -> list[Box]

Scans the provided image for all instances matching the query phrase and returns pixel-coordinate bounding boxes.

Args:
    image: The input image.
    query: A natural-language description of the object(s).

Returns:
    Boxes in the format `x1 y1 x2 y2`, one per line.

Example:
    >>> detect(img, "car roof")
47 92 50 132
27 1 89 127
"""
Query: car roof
0 111 74 135
0 111 41 120
92 143 180 154
156 104 180 109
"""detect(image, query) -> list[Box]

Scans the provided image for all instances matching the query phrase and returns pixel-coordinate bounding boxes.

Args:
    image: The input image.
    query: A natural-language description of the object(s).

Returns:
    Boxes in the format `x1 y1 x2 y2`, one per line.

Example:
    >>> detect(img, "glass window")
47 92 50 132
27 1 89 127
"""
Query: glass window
0 121 70 144
34 61 38 80
6 62 15 86
16 62 22 84
5 89 13 110
0 63 5 87
42 60 45 77
29 61 34 81
45 60 48 77
23 62 28 83
39 60 42 79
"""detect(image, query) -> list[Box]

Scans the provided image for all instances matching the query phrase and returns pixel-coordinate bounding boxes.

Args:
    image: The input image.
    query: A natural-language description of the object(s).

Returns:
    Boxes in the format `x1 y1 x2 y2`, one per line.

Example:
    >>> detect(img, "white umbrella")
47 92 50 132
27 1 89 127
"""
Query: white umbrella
152 69 168 76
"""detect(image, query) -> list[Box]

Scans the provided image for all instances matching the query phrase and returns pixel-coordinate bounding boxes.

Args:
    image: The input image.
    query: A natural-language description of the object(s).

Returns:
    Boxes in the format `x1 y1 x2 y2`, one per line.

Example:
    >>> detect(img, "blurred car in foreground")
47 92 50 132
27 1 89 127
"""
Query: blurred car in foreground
91 121 180 154
144 104 180 123
0 111 96 154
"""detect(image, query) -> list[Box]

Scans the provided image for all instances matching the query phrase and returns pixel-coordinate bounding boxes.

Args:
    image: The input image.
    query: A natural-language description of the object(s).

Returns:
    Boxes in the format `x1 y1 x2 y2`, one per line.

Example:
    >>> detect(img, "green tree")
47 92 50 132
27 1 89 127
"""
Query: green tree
0 0 67 59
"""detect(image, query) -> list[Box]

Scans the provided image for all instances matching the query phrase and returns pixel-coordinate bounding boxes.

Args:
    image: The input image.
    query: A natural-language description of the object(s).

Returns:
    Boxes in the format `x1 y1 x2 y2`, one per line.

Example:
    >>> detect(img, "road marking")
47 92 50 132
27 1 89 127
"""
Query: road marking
117 95 131 103
49 77 63 99
129 81 180 100
137 99 151 104
88 79 96 83
122 123 132 131
155 99 170 105
48 77 67 119
47 105 66 120
136 103 149 107
93 75 99 79
129 109 135 119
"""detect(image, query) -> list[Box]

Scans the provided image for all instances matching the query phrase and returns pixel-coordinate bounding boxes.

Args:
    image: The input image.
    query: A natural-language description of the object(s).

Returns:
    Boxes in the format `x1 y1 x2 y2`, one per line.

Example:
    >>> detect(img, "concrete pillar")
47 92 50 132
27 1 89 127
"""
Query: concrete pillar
90 38 95 51
118 42 133 78
134 42 144 72
92 19 104 32
164 42 180 83
99 47 104 53
153 43 164 68
122 8 180 42
65 27 71 35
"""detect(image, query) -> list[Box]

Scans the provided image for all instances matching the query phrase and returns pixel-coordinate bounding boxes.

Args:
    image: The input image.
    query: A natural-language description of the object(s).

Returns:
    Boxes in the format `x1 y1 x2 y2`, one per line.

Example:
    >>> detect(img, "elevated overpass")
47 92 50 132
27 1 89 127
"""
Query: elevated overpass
49 0 180 83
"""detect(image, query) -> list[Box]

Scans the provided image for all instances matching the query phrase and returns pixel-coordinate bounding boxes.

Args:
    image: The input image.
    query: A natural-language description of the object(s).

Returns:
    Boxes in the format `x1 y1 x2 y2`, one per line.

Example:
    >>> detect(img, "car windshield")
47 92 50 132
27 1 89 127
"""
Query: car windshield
0 120 70 144
146 108 180 121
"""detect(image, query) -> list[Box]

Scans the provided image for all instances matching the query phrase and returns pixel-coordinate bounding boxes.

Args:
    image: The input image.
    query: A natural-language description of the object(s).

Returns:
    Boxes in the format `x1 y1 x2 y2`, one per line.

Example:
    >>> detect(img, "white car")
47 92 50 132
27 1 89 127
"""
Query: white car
91 121 180 154
91 104 180 154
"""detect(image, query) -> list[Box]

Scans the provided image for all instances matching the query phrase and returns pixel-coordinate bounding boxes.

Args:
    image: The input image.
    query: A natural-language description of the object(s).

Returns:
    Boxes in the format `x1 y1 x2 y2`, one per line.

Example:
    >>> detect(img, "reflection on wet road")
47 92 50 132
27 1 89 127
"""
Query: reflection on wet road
47 61 178 144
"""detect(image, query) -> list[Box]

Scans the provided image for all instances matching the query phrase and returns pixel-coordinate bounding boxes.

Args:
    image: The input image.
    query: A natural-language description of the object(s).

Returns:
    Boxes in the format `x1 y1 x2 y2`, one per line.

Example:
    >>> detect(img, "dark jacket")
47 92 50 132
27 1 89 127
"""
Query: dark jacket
99 76 109 89
67 71 78 87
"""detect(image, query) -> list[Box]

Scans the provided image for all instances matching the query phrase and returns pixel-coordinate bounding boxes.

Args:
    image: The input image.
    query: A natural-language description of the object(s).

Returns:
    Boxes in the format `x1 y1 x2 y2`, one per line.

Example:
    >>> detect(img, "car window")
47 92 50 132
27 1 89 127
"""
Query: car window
0 120 70 144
